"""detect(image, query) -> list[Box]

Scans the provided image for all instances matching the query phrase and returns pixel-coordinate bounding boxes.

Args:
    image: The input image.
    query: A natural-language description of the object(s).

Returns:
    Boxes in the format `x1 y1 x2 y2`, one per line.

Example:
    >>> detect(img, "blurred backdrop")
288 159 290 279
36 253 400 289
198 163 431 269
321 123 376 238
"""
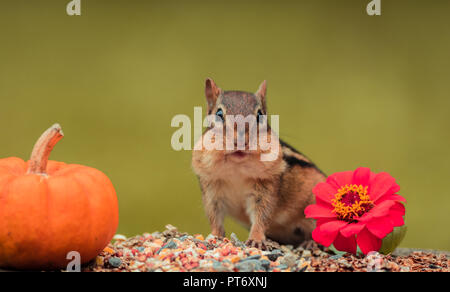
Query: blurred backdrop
0 0 449 250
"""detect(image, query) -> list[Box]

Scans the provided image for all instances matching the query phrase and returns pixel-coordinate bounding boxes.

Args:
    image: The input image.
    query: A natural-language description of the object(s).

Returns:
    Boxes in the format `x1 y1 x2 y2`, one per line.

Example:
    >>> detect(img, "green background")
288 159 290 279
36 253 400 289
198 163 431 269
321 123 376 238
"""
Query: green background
1 0 449 250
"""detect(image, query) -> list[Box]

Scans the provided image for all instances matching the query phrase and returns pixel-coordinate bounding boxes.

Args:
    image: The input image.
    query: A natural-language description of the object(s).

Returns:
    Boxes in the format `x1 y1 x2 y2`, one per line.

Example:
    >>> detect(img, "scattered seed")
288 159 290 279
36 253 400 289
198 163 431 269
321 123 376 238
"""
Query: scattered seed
108 257 122 268
83 225 449 272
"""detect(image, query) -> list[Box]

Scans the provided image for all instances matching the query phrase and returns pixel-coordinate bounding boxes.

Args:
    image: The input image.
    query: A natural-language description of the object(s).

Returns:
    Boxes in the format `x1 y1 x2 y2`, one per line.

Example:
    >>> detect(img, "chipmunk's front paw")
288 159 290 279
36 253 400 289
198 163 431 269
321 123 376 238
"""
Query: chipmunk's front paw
211 228 225 239
245 239 270 250
299 239 319 250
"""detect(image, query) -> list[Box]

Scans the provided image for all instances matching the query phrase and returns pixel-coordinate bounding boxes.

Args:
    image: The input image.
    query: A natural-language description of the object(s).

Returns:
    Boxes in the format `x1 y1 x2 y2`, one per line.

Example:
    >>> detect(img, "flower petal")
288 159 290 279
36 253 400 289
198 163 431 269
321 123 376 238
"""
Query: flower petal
366 216 394 239
389 194 406 203
315 196 332 208
312 228 331 247
352 167 371 186
358 200 395 223
357 227 382 255
304 204 335 219
340 222 366 238
333 232 357 254
387 202 406 227
386 184 401 197
370 200 396 217
315 218 335 226
320 220 348 233
390 202 406 216
326 171 353 190
389 213 405 227
312 220 348 247
313 182 336 203
376 193 406 205
369 172 399 202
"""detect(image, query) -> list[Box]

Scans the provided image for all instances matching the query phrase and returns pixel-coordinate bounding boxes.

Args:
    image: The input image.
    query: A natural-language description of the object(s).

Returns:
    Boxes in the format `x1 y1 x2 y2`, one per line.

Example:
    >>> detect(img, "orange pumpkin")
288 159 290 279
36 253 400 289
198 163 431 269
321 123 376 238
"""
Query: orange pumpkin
0 124 119 270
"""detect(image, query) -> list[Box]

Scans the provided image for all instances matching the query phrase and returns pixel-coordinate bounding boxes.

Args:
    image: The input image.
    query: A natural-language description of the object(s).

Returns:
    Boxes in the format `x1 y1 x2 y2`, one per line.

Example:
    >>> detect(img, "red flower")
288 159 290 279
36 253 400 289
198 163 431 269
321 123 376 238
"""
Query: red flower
304 167 406 255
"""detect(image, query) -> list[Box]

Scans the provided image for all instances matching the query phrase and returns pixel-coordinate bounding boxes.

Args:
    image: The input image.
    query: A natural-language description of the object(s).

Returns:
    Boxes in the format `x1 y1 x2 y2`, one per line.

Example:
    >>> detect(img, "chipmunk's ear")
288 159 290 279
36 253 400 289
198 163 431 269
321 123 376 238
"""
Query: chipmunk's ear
256 80 267 112
205 78 221 113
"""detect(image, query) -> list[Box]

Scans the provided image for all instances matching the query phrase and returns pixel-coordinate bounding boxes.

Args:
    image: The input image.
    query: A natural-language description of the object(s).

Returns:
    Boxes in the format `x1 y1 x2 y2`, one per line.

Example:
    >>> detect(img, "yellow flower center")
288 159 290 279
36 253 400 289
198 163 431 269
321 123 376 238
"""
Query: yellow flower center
331 184 374 222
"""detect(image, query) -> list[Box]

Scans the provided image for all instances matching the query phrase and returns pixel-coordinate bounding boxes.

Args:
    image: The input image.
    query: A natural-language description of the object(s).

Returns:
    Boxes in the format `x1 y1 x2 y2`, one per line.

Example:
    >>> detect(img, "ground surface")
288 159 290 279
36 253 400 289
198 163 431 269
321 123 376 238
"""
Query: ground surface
84 225 449 272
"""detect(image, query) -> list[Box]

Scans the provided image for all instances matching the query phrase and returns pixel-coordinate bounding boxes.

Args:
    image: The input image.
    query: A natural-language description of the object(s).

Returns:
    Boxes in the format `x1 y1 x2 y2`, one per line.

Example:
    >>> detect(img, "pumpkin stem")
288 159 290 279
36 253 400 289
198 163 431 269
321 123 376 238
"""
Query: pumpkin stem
27 124 64 175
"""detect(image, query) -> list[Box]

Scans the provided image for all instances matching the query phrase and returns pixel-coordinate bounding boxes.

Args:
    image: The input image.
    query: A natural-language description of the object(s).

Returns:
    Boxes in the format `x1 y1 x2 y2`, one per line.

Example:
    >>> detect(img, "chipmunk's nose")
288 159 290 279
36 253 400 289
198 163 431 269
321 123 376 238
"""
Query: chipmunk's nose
234 128 250 149
238 128 246 139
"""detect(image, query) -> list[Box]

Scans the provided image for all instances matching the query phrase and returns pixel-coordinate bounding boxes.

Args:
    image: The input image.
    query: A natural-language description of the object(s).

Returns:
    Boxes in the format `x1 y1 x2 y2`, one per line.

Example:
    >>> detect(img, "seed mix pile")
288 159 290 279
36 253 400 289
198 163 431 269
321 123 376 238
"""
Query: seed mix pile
84 225 449 272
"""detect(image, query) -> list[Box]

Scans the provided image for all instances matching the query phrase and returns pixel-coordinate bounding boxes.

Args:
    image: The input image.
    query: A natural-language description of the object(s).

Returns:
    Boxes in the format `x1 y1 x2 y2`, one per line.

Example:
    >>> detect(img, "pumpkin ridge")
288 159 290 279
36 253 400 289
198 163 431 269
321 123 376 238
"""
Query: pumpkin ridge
79 167 119 241
70 173 97 263
46 164 85 177
82 169 117 234
0 174 20 202
0 175 21 267
83 167 118 248
0 175 48 268
0 158 27 175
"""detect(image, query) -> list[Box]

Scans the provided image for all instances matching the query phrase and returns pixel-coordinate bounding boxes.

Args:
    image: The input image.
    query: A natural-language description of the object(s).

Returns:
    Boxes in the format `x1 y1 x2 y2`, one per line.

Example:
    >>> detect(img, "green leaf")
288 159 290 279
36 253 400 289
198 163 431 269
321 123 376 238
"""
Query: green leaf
328 244 348 256
378 224 407 255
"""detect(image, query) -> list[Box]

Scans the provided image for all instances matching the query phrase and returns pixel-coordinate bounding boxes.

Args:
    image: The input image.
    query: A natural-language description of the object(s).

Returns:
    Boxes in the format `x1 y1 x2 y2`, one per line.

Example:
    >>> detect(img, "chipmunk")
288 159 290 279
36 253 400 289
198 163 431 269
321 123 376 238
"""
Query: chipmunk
192 78 326 249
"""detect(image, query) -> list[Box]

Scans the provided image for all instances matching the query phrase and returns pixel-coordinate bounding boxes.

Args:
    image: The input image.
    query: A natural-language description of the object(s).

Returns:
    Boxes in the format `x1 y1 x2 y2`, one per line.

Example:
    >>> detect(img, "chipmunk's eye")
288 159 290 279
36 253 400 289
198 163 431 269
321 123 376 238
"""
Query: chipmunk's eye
257 110 264 123
216 108 224 122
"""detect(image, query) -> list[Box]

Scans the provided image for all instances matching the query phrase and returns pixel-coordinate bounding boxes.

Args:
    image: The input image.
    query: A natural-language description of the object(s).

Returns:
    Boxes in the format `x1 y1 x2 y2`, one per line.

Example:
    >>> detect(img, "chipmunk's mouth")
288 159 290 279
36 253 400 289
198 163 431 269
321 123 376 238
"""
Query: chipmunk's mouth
232 151 247 158
227 150 249 159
